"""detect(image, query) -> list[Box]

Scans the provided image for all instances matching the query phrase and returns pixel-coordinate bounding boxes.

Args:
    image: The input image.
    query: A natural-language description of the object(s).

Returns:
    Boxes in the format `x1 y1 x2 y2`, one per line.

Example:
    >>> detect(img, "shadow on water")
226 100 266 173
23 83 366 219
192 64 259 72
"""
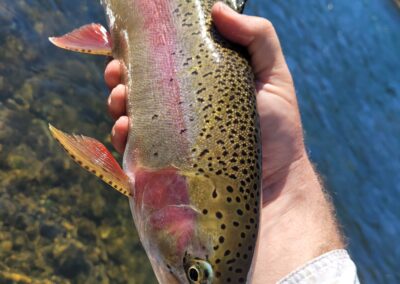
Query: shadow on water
0 0 399 283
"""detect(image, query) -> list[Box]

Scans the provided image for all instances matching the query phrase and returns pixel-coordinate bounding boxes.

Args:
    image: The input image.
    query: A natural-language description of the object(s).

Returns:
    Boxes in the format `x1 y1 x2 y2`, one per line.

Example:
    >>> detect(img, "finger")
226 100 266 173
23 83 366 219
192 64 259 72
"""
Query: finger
108 84 127 120
212 3 289 84
111 116 129 154
104 59 122 90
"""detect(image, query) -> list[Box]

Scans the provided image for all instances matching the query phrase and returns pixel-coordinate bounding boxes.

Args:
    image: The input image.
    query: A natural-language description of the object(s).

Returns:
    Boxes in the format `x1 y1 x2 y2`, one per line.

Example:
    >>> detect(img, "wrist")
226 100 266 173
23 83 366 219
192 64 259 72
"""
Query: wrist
252 155 344 283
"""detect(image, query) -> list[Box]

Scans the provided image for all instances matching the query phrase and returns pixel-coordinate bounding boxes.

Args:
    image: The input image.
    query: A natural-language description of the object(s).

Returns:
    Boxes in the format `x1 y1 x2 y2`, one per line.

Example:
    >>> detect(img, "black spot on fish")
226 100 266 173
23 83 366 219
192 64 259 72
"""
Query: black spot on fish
227 258 236 264
199 149 209 157
226 185 234 193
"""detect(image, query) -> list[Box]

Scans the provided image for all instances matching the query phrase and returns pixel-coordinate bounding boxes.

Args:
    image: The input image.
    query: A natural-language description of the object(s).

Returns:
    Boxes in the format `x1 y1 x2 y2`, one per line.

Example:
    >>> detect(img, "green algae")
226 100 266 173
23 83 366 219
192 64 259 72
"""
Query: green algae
0 1 155 283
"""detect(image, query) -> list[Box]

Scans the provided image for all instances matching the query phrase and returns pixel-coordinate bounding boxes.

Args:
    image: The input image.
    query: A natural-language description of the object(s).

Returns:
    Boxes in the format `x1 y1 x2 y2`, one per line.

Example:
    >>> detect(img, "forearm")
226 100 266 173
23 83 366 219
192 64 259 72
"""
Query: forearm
252 156 344 283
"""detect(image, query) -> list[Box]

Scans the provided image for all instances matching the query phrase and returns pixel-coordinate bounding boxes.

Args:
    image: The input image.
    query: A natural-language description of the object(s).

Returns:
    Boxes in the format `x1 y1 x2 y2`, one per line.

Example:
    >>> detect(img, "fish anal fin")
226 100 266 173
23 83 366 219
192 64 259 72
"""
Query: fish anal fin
49 124 131 197
49 23 112 56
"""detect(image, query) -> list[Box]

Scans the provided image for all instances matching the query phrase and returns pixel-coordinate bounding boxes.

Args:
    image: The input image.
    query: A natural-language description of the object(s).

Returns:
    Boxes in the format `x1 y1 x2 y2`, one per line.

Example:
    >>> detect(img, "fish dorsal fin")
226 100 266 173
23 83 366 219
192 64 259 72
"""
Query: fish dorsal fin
49 124 131 197
49 23 112 56
226 0 248 13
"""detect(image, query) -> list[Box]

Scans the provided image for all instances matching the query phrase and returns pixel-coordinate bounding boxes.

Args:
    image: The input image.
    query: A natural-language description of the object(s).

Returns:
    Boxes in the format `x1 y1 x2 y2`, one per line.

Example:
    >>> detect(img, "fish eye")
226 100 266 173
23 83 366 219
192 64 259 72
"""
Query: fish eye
188 265 199 282
184 258 213 284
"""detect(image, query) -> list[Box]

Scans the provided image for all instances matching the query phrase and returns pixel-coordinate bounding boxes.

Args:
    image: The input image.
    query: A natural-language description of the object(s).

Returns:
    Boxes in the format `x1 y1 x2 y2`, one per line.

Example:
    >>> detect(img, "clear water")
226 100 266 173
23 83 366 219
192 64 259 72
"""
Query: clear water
0 0 399 283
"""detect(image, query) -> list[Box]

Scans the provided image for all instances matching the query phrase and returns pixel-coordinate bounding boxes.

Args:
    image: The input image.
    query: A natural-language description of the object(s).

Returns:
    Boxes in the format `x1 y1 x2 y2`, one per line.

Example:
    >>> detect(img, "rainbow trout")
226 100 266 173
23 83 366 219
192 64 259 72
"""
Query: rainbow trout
49 0 261 283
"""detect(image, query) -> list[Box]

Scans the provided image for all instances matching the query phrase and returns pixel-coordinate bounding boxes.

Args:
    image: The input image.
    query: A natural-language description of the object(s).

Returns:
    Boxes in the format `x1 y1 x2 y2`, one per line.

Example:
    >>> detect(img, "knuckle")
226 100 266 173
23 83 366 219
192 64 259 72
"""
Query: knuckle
256 18 275 35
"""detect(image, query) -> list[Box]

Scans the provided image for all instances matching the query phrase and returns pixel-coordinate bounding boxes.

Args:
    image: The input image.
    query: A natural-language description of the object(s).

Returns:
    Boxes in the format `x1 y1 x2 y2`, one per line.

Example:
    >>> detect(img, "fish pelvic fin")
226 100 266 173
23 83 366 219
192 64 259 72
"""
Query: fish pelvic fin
49 23 112 56
49 124 131 197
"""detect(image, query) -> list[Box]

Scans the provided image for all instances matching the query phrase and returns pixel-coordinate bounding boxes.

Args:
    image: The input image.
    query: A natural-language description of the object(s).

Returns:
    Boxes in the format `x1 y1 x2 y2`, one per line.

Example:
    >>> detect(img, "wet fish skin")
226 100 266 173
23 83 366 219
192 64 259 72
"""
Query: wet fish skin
49 0 262 283
102 0 262 283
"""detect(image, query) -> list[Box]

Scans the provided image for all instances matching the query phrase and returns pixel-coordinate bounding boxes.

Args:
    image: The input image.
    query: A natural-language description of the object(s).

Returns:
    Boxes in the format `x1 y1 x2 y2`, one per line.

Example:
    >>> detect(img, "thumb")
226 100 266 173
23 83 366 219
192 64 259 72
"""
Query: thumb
211 2 289 84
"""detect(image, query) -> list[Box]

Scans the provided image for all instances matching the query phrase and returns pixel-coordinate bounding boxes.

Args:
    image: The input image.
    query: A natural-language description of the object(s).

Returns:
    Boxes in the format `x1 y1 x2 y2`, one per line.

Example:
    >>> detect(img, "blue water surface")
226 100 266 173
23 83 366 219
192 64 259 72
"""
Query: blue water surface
0 0 399 283
245 0 400 282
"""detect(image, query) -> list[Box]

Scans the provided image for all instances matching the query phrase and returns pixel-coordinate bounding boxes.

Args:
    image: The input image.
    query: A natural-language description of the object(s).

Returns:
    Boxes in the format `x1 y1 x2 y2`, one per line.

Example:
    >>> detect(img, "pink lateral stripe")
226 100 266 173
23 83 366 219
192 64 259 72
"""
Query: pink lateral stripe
136 0 187 139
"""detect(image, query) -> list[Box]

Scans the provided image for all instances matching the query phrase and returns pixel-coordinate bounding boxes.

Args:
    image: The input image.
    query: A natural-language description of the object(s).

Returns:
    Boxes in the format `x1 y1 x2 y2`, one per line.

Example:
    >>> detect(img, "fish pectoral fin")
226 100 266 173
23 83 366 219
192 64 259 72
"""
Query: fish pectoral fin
49 124 131 197
49 23 112 56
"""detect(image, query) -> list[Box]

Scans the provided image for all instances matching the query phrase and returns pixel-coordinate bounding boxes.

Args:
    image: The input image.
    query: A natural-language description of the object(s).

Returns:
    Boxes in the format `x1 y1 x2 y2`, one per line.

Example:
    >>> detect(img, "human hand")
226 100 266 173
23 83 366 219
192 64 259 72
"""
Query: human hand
104 2 343 283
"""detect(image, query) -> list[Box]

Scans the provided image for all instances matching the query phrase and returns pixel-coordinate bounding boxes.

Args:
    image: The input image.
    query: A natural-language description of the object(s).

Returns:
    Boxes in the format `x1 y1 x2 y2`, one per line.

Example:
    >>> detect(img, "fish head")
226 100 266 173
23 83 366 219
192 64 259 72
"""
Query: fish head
145 252 213 284
151 252 214 284
128 169 218 283
129 169 258 283
148 225 215 284
179 173 259 284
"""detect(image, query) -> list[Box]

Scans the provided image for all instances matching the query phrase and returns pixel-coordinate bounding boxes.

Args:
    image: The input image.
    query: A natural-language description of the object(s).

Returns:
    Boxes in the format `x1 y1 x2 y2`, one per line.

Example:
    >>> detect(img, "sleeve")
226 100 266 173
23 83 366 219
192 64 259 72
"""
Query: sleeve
277 249 360 284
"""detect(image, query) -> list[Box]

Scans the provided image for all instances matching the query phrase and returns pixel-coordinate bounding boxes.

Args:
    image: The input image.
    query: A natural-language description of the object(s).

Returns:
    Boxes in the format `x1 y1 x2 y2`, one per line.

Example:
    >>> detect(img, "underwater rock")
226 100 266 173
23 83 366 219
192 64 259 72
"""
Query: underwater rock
39 221 64 240
0 198 16 223
14 213 30 230
12 234 26 251
77 219 97 242
0 2 155 282
0 240 13 252
54 242 91 278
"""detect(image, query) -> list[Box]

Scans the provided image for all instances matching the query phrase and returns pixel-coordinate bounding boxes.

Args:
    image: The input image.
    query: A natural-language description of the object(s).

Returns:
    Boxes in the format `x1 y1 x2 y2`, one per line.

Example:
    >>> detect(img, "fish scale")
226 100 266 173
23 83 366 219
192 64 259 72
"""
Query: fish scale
48 0 261 283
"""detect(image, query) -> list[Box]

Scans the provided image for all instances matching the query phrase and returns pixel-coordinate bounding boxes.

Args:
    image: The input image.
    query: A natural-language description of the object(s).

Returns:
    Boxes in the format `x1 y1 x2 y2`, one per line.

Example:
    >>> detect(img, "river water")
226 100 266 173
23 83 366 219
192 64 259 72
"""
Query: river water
0 0 399 283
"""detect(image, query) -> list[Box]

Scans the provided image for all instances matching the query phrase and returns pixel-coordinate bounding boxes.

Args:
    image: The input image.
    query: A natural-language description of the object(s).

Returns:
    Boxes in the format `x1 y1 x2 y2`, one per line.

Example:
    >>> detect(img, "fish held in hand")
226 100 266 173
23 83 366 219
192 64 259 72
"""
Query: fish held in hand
48 0 262 283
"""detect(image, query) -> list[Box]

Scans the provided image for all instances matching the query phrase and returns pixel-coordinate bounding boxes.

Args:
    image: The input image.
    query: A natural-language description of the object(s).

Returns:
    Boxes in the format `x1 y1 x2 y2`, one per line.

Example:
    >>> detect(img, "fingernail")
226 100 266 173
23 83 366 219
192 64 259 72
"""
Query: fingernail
111 126 115 137
108 96 112 106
